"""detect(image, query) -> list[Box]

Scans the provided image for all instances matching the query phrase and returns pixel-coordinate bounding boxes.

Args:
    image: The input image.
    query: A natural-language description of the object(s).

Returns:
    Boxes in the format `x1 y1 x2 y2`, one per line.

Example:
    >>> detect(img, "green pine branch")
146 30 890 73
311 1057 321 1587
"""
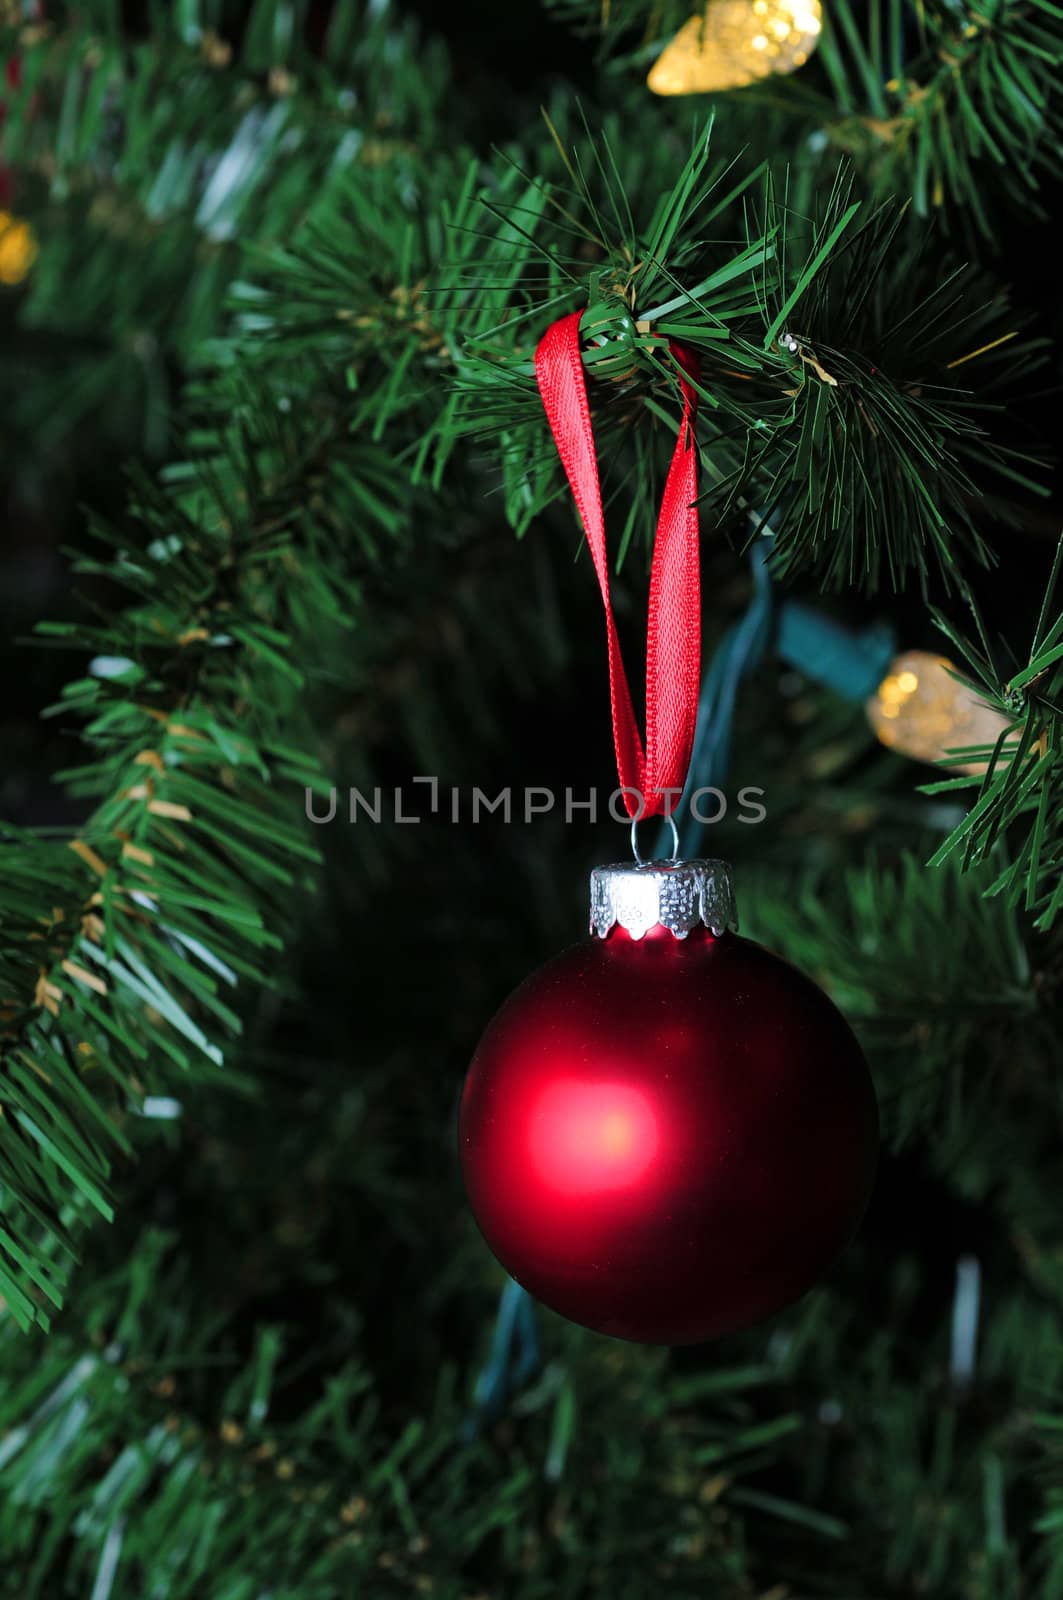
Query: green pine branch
740 850 1047 1147
818 0 1063 234
4 1209 1060 1596
544 0 1063 236
0 0 452 451
723 178 1048 592
0 413 354 1328
921 537 1063 930
0 8 579 1325
1 0 1057 1334
433 125 1047 592
0 1223 807 1598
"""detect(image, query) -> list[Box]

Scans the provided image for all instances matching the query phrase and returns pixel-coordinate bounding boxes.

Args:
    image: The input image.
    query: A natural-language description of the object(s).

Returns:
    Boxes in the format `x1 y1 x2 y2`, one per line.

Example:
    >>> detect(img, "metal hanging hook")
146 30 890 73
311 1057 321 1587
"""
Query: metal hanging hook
631 812 679 865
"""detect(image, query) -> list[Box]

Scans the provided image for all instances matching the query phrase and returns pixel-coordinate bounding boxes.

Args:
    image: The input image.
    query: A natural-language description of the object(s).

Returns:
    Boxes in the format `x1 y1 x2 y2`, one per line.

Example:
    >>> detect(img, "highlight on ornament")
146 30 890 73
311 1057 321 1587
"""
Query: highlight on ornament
867 650 1016 773
0 210 36 286
647 0 823 96
528 1079 660 1196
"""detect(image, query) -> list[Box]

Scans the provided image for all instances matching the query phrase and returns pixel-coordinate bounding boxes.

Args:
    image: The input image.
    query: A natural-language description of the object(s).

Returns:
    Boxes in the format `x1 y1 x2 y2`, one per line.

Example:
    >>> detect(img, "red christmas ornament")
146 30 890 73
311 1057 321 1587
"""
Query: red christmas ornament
460 859 878 1345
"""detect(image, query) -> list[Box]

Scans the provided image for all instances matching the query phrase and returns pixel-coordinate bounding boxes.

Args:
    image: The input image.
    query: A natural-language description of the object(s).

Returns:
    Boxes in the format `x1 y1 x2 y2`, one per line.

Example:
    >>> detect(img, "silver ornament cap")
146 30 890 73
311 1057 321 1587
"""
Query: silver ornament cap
589 858 738 941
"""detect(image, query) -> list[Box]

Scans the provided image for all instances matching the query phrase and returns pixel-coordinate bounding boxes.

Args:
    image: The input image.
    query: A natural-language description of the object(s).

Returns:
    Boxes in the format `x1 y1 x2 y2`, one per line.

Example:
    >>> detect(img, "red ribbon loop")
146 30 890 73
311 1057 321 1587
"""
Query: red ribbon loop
535 311 701 820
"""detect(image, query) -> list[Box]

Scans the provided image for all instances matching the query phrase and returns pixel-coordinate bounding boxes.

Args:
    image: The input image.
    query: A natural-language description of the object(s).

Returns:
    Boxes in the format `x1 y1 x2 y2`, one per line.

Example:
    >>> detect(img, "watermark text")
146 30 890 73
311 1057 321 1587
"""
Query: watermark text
305 783 767 827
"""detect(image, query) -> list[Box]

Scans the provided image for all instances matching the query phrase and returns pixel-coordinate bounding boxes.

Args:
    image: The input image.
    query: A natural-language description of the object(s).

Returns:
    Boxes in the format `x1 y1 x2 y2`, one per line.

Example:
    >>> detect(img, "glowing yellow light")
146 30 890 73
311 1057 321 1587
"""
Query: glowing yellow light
0 211 37 287
647 0 822 96
866 650 1015 773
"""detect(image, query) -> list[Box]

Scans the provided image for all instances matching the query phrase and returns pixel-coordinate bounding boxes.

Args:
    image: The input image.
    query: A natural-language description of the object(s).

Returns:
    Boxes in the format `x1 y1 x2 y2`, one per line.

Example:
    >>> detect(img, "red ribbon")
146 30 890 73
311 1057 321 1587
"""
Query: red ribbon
535 312 701 820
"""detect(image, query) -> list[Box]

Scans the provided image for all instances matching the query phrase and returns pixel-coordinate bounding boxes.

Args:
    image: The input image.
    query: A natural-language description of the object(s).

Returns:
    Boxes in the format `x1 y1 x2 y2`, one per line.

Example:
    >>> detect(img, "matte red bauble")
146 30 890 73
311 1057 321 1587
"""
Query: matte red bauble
460 858 878 1345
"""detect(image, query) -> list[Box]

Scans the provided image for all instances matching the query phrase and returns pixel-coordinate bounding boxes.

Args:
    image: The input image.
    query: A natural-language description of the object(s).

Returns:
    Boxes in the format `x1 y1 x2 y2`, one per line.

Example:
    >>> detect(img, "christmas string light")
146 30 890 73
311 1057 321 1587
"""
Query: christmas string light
648 0 823 97
774 606 1016 772
866 650 1016 772
0 210 36 285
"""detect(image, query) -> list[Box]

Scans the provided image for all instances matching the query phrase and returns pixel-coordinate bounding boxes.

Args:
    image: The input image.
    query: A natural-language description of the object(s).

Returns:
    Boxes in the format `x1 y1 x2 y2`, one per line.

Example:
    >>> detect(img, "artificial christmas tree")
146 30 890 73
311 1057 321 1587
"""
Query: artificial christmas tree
0 1 1061 1596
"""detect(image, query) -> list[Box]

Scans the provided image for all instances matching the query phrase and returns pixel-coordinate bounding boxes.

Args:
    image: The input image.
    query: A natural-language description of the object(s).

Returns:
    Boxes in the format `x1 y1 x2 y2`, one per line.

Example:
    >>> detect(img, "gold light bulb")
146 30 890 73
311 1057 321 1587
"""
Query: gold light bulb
647 0 822 96
867 650 1015 773
0 211 37 286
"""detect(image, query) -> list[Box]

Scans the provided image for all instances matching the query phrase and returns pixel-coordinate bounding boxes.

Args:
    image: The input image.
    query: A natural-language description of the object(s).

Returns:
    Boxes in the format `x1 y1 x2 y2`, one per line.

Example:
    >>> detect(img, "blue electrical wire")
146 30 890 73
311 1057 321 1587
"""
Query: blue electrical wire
658 535 776 859
462 1276 541 1440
